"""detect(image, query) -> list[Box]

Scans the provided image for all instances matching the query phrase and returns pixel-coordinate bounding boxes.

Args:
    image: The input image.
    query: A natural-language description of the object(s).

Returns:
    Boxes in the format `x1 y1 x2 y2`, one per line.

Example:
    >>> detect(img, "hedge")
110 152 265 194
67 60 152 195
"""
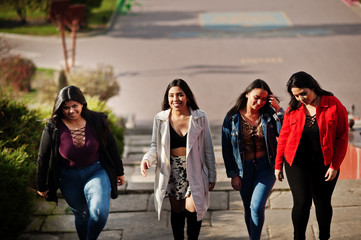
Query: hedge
0 143 35 240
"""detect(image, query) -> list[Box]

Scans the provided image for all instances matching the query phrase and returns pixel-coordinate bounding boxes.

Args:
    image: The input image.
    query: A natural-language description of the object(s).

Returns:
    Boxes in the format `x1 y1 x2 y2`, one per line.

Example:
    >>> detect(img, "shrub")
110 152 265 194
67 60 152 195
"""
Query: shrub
0 143 35 240
31 68 59 104
87 95 124 156
33 66 120 104
68 64 120 101
0 93 43 163
0 92 44 188
0 55 36 92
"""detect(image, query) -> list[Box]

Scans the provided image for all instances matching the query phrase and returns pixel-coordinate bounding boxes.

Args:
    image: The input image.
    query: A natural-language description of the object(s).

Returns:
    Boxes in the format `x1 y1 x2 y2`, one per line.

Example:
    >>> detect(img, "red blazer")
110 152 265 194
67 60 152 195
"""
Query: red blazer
275 95 348 171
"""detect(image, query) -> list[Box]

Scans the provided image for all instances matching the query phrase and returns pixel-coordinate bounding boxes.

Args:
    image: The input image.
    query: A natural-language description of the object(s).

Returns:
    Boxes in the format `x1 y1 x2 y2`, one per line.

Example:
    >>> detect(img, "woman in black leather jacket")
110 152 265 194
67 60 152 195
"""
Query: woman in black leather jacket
37 85 124 240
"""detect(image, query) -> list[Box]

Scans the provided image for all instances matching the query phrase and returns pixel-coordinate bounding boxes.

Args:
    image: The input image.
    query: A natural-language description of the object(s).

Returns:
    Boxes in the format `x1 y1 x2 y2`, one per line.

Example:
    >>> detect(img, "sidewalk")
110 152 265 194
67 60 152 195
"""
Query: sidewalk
20 127 361 240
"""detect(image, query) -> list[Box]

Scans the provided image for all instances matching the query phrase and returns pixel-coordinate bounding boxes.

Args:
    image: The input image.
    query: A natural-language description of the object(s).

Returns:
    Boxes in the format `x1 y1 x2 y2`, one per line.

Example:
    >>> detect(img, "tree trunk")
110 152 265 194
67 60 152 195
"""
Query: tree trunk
16 8 26 25
71 19 78 67
58 17 70 73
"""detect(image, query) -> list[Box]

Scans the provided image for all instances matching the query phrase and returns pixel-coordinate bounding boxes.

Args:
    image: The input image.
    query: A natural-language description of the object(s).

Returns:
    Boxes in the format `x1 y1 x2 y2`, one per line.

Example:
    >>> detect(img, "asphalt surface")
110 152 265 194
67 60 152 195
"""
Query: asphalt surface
3 0 361 127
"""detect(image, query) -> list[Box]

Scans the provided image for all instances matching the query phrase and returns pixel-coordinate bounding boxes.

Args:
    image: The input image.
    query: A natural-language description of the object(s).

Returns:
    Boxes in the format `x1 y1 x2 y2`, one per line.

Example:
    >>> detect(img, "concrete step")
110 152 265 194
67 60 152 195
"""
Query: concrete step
121 125 290 192
123 125 223 165
121 164 291 194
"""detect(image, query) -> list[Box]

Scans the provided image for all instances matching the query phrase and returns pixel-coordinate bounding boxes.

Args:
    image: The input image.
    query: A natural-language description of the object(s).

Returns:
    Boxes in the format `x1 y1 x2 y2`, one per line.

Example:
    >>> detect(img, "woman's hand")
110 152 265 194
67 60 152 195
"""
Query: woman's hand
325 168 338 181
269 95 281 112
117 175 125 186
209 182 216 191
231 176 242 191
275 169 284 181
37 190 49 199
140 159 150 177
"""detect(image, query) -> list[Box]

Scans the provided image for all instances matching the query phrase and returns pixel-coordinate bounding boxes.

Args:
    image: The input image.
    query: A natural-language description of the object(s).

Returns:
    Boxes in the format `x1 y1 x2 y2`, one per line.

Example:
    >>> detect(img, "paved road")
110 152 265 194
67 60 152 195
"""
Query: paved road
3 0 361 127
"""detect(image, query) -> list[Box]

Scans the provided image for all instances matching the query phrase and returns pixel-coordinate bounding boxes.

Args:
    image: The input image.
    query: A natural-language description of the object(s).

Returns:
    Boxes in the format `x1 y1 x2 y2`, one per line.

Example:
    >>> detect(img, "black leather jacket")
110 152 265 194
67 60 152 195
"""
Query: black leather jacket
37 114 124 203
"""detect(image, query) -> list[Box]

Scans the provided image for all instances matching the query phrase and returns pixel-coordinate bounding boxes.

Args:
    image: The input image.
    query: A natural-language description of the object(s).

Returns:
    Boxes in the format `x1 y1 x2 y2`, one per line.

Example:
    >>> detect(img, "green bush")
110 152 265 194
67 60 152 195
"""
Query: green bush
33 66 120 103
0 143 35 240
0 93 41 238
31 68 59 104
0 93 43 167
0 55 36 92
87 95 124 156
68 64 120 101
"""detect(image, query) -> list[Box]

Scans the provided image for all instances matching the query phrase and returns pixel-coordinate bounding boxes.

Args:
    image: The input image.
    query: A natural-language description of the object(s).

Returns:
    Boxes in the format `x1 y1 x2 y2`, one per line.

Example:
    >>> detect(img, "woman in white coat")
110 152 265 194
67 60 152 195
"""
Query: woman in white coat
140 79 217 240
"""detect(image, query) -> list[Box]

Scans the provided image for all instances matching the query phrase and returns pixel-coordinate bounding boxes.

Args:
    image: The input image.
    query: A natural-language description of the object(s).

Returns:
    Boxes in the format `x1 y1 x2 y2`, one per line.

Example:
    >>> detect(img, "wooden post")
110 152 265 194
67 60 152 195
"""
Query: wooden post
71 19 78 67
49 0 70 72
66 5 85 69
58 16 70 73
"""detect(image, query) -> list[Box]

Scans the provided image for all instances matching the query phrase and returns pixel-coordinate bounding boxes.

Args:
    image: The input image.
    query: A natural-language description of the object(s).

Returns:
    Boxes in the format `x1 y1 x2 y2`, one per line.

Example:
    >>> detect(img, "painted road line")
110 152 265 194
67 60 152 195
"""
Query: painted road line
281 11 293 26
169 28 331 38
199 11 292 31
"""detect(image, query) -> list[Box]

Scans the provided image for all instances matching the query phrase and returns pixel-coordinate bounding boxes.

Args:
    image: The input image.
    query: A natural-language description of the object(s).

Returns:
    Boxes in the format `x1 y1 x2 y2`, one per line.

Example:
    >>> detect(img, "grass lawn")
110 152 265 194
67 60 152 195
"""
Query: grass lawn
89 0 118 26
0 0 118 35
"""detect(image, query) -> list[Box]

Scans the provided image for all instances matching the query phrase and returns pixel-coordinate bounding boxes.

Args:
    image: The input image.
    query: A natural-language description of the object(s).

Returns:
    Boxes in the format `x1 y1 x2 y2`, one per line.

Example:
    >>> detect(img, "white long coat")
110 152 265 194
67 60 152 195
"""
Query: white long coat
142 108 217 221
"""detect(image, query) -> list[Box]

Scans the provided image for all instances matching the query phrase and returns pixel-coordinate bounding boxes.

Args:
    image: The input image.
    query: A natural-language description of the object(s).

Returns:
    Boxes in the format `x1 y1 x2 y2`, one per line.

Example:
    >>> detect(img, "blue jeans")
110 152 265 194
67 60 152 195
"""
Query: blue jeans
240 156 275 240
59 161 111 240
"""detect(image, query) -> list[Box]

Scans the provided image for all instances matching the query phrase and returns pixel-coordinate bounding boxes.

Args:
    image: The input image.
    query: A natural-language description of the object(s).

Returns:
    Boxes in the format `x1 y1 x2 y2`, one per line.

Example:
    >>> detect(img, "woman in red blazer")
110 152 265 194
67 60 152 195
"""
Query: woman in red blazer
274 71 348 240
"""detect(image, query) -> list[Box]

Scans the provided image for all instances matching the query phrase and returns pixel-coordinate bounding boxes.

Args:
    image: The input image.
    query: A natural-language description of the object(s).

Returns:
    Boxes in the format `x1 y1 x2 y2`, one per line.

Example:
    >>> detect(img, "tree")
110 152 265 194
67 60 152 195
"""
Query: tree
0 0 48 24
70 0 103 23
70 0 102 9
48 0 86 72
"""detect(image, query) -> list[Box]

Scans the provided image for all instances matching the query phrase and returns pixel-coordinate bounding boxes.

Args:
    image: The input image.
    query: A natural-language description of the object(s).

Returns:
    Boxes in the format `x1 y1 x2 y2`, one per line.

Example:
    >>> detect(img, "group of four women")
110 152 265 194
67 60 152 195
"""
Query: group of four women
37 71 349 240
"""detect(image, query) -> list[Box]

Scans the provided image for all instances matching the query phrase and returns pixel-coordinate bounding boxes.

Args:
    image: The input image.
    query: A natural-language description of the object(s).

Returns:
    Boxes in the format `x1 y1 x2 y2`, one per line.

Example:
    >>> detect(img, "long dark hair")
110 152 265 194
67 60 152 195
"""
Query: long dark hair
287 71 333 112
227 79 274 118
50 85 109 144
161 79 199 110
50 85 88 124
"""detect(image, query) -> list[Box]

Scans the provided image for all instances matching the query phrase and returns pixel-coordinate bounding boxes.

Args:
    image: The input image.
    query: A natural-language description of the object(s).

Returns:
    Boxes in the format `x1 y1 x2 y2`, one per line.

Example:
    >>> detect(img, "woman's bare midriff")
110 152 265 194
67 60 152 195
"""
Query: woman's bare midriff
244 150 266 161
171 147 187 157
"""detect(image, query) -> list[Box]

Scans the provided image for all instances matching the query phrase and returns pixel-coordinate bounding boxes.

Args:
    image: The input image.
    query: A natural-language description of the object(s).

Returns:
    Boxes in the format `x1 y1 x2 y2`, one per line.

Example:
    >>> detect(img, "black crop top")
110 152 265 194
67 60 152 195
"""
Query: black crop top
295 115 323 163
170 123 187 149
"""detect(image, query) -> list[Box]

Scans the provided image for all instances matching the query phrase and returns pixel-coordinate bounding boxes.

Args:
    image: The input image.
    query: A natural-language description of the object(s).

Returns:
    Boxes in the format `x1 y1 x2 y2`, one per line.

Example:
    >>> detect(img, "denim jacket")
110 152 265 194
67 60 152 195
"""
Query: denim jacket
222 106 284 178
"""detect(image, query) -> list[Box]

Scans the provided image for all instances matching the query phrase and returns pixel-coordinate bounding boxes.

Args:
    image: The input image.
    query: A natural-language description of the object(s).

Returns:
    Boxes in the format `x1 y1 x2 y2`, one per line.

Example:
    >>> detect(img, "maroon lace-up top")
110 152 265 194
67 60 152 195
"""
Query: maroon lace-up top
58 121 99 168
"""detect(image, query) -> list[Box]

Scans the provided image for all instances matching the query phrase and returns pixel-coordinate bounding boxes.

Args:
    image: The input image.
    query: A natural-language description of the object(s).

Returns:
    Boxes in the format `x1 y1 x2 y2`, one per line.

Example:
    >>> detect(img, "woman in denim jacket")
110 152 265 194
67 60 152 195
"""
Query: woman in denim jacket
222 79 284 240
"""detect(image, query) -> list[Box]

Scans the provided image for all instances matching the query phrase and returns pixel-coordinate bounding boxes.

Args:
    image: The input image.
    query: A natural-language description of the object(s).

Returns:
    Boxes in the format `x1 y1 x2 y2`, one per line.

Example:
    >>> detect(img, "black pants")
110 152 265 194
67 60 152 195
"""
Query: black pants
285 159 339 240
